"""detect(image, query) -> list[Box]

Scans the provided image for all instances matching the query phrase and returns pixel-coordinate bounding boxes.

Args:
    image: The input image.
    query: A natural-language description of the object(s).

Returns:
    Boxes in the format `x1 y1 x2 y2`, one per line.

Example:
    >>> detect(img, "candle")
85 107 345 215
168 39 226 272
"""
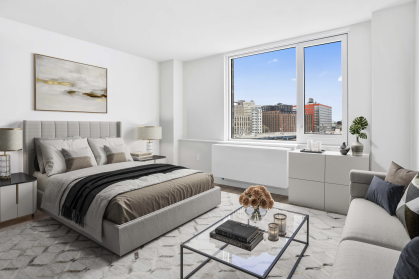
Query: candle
317 141 322 151
274 213 287 236
268 223 279 241
307 139 313 151
312 147 318 152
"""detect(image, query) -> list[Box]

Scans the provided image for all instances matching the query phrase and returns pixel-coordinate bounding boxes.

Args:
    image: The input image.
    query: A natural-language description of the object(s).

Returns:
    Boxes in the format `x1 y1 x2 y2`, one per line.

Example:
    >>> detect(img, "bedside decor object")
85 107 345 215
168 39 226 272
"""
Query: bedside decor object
349 116 368 156
274 213 287 236
268 223 280 241
138 126 162 155
395 174 419 239
316 141 322 151
34 54 107 113
239 185 274 223
0 128 22 178
340 142 350 155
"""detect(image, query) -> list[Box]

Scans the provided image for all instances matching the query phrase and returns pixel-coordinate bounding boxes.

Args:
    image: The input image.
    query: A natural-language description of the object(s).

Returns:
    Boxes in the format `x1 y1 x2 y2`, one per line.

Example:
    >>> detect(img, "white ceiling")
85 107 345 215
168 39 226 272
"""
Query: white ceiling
0 0 414 61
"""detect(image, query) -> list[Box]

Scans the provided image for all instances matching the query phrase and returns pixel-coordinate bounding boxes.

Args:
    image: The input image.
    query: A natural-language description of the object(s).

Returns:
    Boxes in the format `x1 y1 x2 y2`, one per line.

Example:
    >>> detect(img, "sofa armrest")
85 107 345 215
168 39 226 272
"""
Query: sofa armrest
349 170 387 199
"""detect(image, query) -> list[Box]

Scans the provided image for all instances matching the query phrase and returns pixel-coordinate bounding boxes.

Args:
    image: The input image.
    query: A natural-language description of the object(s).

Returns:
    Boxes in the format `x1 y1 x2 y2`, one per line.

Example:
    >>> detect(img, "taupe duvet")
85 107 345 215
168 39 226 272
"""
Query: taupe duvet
104 172 214 224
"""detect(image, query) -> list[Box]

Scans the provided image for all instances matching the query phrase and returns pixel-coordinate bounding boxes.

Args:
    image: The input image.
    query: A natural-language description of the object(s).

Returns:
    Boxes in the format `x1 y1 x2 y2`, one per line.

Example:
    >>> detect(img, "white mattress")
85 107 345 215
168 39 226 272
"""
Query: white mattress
33 171 50 192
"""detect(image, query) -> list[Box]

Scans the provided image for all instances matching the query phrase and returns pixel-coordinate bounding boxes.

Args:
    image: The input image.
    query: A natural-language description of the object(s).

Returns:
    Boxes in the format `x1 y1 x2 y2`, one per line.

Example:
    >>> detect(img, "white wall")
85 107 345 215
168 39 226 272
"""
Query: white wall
183 54 225 140
413 0 419 171
0 16 160 174
371 2 415 172
160 59 183 164
348 21 372 155
180 22 374 187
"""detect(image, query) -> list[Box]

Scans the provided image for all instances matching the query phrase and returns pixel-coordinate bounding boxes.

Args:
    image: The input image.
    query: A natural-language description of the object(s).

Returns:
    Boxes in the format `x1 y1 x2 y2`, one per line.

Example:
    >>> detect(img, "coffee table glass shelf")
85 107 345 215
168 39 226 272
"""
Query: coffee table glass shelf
180 206 309 279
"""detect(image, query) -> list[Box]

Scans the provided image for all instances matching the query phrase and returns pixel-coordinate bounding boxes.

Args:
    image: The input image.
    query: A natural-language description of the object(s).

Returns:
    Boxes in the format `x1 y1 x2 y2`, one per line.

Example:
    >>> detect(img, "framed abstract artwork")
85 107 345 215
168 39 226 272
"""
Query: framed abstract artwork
34 54 107 113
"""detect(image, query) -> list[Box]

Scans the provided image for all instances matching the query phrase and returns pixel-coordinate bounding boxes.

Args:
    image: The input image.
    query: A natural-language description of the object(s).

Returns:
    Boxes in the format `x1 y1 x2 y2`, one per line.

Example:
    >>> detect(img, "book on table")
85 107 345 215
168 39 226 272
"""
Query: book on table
131 151 152 157
215 220 259 243
210 230 263 251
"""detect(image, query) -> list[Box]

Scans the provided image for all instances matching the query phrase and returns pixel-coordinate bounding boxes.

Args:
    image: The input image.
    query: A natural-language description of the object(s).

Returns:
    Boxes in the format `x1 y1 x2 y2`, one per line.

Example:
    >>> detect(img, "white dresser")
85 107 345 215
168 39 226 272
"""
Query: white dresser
289 150 369 214
0 173 37 222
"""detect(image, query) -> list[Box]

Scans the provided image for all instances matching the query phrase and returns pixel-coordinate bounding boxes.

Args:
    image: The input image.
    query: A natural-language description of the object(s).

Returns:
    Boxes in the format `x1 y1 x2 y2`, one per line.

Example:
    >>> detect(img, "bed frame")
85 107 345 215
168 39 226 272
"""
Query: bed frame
23 120 221 256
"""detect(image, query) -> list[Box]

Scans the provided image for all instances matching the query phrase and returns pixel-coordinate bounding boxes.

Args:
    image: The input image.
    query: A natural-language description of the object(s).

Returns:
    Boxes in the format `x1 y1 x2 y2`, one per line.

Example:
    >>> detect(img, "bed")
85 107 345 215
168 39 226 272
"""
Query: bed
23 120 221 256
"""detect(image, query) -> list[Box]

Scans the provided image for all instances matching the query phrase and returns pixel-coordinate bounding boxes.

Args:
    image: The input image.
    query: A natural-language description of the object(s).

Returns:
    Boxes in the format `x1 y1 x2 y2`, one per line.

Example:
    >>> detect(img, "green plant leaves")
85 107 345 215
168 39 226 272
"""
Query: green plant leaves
350 116 368 139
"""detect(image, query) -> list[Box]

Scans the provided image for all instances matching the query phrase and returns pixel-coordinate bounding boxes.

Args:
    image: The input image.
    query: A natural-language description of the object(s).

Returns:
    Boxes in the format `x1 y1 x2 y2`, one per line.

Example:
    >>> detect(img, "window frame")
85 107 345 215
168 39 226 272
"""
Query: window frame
226 33 348 146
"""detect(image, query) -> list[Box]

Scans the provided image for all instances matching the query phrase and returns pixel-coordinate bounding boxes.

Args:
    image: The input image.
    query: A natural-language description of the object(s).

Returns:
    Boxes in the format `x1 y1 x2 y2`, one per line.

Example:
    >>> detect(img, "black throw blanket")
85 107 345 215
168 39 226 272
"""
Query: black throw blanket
60 164 187 227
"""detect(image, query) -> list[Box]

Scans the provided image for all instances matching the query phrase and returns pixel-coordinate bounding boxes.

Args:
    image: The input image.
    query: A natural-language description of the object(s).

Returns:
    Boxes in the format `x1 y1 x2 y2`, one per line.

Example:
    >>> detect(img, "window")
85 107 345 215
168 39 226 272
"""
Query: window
228 34 347 145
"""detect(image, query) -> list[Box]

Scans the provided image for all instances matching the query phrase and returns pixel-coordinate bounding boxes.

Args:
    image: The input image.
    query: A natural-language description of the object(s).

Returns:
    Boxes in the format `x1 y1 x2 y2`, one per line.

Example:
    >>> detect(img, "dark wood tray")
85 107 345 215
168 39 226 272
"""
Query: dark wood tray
300 149 325 154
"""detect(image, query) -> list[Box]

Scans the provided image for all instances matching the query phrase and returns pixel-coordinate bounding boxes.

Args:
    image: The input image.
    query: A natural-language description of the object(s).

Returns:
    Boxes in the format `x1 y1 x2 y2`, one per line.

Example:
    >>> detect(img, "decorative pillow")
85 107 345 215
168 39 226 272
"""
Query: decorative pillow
393 237 419 279
87 138 133 165
396 175 419 239
365 176 404 215
104 144 127 164
35 136 81 174
385 161 418 191
61 147 94 172
39 138 97 176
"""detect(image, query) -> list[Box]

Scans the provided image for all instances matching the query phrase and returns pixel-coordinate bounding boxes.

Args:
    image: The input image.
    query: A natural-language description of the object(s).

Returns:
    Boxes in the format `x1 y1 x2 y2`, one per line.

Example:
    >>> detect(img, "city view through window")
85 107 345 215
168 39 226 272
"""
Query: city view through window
231 42 343 141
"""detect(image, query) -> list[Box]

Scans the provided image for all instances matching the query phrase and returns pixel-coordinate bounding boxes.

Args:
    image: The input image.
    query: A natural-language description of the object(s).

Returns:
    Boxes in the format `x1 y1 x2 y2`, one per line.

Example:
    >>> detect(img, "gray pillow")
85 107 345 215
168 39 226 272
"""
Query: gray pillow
385 161 418 192
87 138 133 165
104 144 127 164
62 147 94 172
393 237 419 279
365 176 404 215
39 138 97 176
35 136 81 174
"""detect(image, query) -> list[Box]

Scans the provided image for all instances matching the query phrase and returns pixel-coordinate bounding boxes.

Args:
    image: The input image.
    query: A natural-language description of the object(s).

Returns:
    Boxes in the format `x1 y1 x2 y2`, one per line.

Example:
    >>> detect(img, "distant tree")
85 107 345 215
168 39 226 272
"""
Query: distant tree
263 125 270 133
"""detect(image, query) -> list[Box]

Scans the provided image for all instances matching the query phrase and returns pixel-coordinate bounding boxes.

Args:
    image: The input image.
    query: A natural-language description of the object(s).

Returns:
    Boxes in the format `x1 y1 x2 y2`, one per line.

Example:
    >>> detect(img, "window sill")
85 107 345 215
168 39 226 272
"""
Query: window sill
179 138 343 151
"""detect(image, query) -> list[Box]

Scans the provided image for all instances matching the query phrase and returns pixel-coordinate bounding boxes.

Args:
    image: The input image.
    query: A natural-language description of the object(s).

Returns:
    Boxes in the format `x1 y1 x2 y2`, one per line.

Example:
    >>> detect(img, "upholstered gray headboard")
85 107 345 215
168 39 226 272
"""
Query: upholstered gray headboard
23 121 121 175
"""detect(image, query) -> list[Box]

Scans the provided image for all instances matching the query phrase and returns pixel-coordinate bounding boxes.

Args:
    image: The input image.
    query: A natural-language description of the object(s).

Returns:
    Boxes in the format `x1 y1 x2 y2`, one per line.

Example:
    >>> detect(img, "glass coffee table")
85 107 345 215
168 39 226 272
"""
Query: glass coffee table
180 206 309 279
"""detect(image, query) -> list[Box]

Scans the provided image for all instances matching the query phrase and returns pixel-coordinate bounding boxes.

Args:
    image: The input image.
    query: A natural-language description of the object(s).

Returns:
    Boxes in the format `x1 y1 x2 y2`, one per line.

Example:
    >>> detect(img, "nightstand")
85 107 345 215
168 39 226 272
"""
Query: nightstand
133 155 166 164
0 173 37 222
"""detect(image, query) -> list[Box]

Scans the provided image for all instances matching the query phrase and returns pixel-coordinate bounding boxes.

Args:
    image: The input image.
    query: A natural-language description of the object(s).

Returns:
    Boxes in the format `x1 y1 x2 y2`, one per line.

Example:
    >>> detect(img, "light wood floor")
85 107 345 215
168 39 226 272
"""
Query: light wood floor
0 184 289 232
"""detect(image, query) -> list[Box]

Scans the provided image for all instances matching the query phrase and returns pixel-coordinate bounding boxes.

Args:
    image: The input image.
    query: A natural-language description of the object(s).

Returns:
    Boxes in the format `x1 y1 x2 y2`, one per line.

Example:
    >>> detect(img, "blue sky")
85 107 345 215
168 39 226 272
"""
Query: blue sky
233 42 342 121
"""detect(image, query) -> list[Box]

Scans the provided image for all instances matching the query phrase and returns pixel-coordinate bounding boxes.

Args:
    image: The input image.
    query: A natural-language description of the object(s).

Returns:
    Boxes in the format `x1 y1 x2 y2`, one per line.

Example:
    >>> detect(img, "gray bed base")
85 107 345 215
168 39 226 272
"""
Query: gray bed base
37 186 221 256
24 120 221 256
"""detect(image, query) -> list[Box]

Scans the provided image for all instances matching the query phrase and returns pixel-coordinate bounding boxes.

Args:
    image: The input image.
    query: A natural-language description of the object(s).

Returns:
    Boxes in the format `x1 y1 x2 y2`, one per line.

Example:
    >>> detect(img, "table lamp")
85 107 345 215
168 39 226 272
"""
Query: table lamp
138 126 162 155
0 128 22 179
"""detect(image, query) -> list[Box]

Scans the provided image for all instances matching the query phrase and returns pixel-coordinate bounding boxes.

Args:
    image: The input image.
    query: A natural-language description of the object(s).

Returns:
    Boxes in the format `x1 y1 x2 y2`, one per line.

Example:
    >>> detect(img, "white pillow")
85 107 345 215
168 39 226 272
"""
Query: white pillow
39 138 97 176
87 138 133 165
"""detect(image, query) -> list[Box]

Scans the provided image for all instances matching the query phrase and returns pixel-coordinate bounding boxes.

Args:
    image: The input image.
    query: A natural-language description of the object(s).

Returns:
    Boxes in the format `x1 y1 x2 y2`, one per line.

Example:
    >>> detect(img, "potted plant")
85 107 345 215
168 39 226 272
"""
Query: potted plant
349 116 368 156
239 185 274 223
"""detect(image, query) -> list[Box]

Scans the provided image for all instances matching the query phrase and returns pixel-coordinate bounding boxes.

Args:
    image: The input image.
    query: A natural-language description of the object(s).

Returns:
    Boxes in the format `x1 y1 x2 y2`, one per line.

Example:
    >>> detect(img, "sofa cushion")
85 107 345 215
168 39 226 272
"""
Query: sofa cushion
365 176 404 215
331 240 400 279
341 198 410 251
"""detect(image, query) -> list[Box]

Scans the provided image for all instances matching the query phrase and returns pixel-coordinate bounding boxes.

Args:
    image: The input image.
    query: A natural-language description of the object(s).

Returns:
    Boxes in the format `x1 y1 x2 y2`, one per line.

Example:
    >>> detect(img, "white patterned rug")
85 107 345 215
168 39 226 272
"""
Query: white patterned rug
0 192 346 279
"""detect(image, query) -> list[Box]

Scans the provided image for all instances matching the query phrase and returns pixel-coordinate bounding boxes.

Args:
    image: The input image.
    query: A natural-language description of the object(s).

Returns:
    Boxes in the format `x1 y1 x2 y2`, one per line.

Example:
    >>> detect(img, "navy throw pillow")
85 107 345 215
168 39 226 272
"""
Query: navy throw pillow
393 237 419 279
365 176 404 215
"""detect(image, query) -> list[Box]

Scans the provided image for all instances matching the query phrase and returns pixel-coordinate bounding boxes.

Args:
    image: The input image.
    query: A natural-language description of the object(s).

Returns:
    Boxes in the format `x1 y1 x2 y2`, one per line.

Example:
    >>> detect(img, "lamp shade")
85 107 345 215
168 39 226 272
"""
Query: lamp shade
0 128 22 151
138 126 162 140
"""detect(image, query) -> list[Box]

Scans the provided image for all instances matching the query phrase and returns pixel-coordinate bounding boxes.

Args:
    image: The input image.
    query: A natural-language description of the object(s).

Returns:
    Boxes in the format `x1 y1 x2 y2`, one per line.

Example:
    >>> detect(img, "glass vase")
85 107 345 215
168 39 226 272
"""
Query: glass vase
245 206 267 223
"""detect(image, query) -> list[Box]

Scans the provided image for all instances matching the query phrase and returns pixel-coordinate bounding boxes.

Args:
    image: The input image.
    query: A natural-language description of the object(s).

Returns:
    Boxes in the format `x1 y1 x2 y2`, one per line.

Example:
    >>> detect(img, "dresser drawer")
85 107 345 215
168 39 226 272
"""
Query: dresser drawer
289 152 325 182
325 183 350 215
325 155 369 185
289 178 324 210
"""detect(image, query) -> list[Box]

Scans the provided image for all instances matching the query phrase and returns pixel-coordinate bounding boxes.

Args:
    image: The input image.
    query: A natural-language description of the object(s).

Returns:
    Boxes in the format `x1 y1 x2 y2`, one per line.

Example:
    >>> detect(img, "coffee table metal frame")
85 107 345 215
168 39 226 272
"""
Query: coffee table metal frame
180 206 309 279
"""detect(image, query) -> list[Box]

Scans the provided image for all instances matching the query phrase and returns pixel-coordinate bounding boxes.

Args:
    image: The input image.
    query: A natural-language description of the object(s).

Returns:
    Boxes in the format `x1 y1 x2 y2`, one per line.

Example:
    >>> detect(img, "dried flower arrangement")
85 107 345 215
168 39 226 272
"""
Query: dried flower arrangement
239 185 274 210
239 185 274 222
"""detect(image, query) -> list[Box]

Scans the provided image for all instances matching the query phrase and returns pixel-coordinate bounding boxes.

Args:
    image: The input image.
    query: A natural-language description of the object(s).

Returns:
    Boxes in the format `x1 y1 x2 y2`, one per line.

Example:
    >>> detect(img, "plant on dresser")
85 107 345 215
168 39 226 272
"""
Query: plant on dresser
349 116 368 156
239 185 274 223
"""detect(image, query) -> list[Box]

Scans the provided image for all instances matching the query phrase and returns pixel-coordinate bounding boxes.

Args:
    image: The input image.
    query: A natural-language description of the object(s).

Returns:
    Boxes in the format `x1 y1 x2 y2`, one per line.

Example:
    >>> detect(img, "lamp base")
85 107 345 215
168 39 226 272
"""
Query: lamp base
146 141 154 155
0 154 11 179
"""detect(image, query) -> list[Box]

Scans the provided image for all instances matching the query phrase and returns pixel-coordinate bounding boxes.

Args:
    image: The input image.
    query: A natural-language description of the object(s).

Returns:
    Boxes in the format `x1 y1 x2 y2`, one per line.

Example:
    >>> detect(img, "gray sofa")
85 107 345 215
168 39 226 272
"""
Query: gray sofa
331 170 411 279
